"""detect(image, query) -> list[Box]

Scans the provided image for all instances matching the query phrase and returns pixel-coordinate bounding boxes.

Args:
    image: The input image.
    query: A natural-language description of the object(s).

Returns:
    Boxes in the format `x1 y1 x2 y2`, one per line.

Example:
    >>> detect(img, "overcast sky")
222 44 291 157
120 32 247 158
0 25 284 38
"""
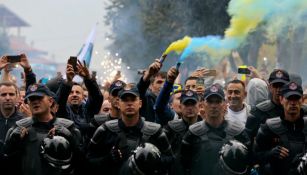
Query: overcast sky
2 0 111 70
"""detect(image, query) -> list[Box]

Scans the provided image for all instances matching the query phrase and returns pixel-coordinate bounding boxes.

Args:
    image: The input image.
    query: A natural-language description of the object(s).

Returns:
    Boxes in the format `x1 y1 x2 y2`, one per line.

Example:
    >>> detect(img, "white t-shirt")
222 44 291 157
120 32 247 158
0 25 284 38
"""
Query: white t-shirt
226 105 248 125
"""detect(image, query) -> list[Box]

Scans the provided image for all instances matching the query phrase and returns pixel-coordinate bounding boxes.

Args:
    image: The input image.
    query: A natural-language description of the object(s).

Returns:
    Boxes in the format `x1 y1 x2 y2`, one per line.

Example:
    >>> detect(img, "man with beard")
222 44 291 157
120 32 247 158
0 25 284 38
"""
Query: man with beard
225 79 250 125
56 60 103 144
255 82 307 175
181 84 250 175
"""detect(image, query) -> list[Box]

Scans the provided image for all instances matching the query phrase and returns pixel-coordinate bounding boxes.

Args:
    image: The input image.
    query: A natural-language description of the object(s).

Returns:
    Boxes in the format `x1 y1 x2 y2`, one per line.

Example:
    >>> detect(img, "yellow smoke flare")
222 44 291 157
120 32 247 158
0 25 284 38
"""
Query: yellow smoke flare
225 0 265 39
163 36 191 55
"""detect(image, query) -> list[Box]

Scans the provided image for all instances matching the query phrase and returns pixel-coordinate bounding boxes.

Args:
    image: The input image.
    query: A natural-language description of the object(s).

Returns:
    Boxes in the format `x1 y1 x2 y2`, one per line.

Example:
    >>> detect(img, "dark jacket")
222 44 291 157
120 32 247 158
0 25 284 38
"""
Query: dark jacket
4 117 82 175
56 79 103 139
137 77 157 122
245 100 284 140
155 81 176 125
0 109 24 172
25 70 36 90
181 120 251 175
255 112 307 175
0 109 24 145
87 117 174 175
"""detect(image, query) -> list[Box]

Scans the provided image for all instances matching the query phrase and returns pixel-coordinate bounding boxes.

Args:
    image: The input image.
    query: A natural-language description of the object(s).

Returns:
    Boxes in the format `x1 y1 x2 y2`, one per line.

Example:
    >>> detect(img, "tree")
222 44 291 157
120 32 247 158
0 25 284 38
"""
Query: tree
104 0 231 75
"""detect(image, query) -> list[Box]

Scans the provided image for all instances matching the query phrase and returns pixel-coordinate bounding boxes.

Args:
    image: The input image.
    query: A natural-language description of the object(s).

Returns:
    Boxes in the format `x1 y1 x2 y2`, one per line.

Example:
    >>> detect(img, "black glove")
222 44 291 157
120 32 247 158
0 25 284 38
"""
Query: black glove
54 125 72 138
8 127 26 145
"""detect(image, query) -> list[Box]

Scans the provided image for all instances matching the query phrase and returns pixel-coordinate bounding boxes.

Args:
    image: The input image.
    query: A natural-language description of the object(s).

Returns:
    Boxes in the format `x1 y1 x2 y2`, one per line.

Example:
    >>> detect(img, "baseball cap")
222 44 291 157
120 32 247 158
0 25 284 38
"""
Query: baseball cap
268 69 290 84
204 84 225 100
289 73 302 86
25 83 53 100
118 86 140 99
281 82 303 99
180 90 199 104
109 80 126 96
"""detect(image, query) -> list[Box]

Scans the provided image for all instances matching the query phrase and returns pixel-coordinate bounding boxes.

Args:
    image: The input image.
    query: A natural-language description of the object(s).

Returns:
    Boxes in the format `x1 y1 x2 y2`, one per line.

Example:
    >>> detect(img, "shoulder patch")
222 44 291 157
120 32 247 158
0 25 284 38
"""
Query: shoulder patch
266 117 287 135
16 118 33 128
94 114 110 126
256 100 274 112
105 119 120 133
189 121 208 136
142 121 161 136
225 120 245 138
168 119 187 133
54 118 74 128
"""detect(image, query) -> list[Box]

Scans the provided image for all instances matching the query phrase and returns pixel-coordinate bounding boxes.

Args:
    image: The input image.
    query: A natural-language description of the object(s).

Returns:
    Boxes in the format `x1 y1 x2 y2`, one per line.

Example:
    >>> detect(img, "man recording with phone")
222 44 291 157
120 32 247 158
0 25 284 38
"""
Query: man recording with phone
56 57 103 148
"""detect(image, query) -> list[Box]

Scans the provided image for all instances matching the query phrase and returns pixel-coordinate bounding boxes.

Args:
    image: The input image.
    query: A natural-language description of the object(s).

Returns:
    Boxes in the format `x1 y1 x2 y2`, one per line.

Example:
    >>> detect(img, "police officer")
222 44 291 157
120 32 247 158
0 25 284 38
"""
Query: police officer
4 83 81 175
90 80 126 129
246 69 290 140
87 86 174 175
255 81 307 175
181 84 250 175
164 90 202 175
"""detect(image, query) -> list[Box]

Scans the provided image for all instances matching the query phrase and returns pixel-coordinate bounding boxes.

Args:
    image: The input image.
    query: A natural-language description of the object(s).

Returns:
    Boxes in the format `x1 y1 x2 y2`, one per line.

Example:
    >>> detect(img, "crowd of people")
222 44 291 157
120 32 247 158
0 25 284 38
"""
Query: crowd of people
0 54 307 175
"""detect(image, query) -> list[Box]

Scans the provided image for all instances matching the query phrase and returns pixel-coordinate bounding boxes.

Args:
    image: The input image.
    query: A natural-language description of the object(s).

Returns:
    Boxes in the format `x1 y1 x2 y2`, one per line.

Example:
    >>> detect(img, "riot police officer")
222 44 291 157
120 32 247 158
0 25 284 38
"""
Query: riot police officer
246 69 290 140
4 84 81 175
255 81 307 175
164 90 201 175
87 86 174 175
89 80 126 130
181 84 250 175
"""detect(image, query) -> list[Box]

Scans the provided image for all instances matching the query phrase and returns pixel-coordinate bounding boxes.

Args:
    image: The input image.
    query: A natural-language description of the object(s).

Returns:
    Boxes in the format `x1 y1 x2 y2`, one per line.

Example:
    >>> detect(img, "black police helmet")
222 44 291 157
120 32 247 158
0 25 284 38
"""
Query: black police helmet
128 143 162 175
219 140 249 175
40 135 72 170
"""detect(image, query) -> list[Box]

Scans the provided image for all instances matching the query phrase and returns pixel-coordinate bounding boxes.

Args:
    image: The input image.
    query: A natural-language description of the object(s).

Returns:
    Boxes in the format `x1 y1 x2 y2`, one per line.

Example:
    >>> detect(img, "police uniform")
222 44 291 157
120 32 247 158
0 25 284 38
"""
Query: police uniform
86 87 173 175
164 90 202 175
4 84 81 175
255 82 307 175
245 69 290 140
181 84 250 175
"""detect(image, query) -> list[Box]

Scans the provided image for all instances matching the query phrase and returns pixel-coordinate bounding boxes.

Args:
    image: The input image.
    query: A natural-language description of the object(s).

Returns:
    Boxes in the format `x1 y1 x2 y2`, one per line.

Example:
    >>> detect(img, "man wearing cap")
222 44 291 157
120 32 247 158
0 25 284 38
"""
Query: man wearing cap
246 69 290 141
4 83 82 175
181 84 250 175
87 86 174 175
255 82 307 175
56 61 103 145
87 80 126 140
164 90 202 175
